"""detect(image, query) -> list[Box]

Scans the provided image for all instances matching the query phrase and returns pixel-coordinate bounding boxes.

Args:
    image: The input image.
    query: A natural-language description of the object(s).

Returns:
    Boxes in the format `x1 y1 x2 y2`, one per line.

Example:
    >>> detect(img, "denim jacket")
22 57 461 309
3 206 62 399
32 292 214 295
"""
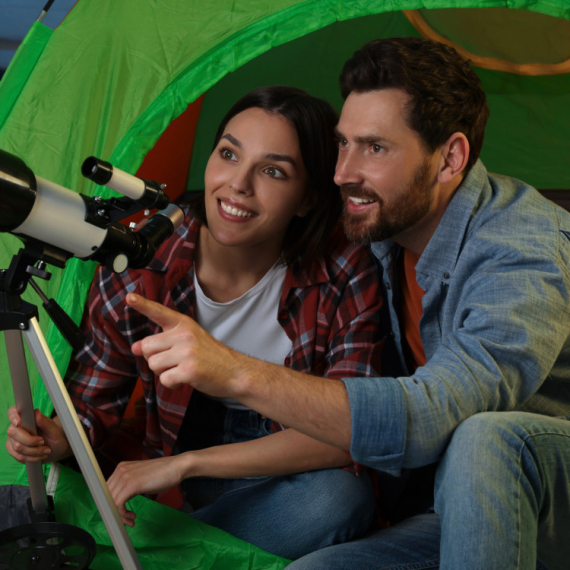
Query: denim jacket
343 160 570 474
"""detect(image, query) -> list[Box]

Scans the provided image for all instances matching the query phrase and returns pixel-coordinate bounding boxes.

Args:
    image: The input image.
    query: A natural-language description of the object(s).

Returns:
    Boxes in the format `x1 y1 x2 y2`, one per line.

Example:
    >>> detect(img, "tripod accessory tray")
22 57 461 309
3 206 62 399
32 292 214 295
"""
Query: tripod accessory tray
0 521 96 570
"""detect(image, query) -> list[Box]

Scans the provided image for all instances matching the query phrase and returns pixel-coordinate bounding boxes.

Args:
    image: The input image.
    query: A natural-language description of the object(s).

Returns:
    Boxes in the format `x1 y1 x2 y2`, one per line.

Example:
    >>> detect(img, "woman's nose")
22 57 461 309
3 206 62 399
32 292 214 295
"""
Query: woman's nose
229 168 253 195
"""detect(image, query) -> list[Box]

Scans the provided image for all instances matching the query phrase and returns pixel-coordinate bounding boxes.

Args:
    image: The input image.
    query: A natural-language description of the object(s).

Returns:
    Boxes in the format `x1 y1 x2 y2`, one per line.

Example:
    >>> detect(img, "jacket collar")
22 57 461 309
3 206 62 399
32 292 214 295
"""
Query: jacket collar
371 159 489 287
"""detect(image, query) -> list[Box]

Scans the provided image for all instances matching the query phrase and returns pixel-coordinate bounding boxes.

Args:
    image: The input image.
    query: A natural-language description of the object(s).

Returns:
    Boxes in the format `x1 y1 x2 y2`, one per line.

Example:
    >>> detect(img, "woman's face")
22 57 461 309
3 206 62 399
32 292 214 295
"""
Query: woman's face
203 107 311 254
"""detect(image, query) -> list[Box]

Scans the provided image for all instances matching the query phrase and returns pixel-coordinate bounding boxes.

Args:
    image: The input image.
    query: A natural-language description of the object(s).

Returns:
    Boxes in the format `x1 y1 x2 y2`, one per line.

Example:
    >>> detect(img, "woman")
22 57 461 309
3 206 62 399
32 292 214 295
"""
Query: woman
7 86 383 559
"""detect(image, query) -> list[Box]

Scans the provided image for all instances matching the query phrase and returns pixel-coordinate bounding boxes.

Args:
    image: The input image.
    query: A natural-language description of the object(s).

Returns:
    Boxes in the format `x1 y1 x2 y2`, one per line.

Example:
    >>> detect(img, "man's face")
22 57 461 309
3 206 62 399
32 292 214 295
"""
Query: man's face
335 89 439 247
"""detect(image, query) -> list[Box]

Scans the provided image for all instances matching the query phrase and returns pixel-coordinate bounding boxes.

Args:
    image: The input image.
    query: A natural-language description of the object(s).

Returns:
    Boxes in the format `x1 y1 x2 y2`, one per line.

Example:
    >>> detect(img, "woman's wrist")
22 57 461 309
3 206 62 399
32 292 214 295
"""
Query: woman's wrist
177 450 204 480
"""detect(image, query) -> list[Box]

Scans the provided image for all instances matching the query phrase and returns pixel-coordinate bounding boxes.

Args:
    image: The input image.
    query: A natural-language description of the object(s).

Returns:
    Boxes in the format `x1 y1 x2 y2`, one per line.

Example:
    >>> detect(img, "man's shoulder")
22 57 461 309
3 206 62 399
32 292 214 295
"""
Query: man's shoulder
474 169 570 236
454 167 570 272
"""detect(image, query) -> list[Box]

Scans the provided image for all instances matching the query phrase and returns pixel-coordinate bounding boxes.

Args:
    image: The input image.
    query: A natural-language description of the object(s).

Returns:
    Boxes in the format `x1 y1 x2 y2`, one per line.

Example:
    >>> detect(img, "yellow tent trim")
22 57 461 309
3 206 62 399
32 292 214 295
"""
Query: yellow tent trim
404 10 570 76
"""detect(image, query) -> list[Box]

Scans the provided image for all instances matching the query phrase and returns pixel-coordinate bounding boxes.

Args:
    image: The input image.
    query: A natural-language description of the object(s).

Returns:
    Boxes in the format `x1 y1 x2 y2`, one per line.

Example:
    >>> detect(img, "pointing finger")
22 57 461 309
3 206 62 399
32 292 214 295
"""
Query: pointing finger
126 294 181 331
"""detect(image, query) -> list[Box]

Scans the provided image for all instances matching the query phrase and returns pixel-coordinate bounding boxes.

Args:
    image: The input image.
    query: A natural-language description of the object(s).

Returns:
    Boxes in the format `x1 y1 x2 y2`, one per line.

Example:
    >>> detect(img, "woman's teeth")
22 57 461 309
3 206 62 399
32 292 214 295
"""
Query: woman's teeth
220 201 254 217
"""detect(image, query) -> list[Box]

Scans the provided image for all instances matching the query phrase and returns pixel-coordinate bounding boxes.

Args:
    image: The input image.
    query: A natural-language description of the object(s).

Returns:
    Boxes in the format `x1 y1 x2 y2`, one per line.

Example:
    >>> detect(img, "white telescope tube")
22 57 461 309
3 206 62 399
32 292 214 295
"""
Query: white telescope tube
12 176 107 259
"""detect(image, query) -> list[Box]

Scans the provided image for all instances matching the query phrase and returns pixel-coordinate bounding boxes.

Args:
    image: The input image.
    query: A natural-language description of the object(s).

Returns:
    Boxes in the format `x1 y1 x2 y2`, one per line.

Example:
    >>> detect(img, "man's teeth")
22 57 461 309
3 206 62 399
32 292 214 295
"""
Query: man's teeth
348 197 376 205
220 201 254 217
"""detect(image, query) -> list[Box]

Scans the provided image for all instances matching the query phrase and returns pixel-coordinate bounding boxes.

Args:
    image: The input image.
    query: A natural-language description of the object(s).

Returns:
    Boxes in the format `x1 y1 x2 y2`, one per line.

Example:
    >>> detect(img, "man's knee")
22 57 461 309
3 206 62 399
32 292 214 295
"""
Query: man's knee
446 411 532 457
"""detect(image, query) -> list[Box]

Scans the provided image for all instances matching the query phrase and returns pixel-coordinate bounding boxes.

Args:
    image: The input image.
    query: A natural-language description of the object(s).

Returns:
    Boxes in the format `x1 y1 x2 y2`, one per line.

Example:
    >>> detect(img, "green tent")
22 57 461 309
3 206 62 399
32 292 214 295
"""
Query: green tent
1 1 569 567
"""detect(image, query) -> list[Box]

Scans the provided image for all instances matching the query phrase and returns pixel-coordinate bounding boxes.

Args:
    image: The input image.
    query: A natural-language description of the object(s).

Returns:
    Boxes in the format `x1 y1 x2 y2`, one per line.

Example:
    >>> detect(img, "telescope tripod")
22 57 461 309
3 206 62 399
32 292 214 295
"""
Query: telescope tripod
0 250 142 569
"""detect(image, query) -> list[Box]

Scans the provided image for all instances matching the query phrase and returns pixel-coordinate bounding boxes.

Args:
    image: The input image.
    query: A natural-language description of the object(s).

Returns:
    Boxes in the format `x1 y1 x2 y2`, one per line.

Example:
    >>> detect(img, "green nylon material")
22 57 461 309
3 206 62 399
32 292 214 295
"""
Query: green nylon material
0 1 568 566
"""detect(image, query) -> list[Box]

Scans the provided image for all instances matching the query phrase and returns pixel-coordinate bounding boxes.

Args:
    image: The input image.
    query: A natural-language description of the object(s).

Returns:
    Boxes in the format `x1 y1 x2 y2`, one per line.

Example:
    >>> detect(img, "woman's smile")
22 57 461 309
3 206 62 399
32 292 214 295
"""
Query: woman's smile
218 199 257 220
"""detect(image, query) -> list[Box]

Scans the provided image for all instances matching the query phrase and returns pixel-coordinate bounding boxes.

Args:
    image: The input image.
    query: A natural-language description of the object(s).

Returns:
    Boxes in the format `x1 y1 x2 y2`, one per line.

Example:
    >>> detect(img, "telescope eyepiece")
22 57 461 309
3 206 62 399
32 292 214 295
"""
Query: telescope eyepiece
81 156 113 185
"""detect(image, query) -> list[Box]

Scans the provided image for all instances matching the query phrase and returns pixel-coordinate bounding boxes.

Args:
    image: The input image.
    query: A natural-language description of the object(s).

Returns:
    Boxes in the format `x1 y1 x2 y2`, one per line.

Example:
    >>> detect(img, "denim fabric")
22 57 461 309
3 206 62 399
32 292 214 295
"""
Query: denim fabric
285 513 442 570
436 411 570 570
343 160 570 473
287 412 570 570
178 392 376 559
331 161 570 567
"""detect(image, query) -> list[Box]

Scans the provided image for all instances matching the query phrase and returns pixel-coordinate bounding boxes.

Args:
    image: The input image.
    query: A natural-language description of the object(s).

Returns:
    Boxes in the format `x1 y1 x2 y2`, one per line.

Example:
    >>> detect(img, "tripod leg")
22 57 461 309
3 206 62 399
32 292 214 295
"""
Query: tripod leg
4 329 50 518
22 317 143 570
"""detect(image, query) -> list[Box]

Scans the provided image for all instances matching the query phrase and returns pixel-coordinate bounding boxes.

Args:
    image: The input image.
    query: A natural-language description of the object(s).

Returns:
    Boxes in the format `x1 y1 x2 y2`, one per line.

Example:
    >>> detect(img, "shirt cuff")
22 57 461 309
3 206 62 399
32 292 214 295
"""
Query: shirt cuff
342 376 407 474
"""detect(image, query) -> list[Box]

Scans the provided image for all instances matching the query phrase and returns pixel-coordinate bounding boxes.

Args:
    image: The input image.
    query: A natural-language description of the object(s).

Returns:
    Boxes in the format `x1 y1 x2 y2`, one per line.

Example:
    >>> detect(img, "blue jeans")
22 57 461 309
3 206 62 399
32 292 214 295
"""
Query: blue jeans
177 392 376 559
286 412 570 569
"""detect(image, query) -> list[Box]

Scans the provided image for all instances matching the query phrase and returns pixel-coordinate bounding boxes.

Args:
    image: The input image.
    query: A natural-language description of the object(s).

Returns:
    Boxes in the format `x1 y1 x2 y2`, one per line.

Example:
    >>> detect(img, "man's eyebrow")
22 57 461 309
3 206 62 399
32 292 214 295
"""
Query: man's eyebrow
334 129 390 145
355 135 390 144
221 133 241 148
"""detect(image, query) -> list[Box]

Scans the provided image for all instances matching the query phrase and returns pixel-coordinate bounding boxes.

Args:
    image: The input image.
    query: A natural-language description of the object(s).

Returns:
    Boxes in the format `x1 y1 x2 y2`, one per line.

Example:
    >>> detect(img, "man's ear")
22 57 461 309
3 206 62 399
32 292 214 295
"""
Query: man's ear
437 132 470 184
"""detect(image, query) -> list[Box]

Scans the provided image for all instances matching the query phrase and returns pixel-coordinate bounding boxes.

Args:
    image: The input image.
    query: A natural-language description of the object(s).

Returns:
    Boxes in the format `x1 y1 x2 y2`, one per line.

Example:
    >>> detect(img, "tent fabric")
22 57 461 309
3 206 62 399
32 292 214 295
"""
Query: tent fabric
52 465 290 569
415 7 570 66
405 9 570 74
0 0 569 566
188 9 570 191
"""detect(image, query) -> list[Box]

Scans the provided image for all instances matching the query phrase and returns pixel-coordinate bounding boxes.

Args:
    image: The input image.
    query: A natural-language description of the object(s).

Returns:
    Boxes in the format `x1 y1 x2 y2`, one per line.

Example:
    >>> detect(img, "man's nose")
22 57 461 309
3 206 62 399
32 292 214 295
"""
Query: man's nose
334 150 362 187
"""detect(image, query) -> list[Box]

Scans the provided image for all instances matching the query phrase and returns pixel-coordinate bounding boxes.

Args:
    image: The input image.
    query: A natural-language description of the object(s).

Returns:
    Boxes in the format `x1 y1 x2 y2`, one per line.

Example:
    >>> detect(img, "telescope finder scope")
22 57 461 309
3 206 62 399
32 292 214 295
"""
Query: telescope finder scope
82 156 169 210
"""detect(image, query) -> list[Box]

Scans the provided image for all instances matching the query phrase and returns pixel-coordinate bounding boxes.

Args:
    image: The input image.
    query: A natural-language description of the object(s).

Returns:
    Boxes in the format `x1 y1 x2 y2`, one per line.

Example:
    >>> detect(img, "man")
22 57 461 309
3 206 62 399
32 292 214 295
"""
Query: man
123 37 570 568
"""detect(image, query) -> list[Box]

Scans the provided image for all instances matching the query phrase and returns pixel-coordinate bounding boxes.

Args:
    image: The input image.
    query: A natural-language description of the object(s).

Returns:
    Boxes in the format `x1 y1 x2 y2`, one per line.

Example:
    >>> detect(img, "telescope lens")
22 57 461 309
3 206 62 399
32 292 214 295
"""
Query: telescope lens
0 149 37 232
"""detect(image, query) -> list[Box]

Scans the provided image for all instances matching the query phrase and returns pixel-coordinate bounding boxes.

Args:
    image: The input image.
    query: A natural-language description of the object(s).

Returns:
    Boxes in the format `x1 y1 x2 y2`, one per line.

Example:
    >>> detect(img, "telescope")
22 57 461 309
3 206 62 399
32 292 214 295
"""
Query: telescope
0 149 184 274
0 149 186 569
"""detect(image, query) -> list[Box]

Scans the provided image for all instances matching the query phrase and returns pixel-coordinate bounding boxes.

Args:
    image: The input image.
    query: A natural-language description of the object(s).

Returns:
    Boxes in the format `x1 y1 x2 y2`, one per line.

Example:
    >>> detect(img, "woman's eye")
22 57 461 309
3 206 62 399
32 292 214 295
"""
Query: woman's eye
264 166 286 179
338 138 348 148
219 148 237 161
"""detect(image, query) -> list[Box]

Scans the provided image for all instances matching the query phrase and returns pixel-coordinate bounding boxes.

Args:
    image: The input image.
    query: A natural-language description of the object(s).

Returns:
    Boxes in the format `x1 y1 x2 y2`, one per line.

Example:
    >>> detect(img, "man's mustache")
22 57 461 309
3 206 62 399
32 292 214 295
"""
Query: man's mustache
340 184 378 202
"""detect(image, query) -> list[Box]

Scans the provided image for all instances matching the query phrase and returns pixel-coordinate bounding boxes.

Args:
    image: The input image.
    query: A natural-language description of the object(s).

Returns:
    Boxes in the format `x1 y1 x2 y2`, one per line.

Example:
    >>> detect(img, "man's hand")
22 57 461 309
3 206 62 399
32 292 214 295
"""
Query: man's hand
6 406 71 464
127 293 244 396
127 294 352 450
107 455 189 527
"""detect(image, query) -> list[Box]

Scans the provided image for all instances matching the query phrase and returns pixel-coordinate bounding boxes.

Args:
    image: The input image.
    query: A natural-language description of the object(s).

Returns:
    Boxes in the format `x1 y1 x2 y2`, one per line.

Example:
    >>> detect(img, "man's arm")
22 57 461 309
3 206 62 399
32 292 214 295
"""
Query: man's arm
345 245 570 472
128 292 353 449
129 233 570 474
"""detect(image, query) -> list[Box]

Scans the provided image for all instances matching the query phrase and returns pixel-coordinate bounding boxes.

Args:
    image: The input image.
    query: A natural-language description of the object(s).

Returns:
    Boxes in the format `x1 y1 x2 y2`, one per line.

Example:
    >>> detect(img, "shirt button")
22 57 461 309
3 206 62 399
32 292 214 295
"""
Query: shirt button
279 310 289 320
385 282 391 290
443 272 450 279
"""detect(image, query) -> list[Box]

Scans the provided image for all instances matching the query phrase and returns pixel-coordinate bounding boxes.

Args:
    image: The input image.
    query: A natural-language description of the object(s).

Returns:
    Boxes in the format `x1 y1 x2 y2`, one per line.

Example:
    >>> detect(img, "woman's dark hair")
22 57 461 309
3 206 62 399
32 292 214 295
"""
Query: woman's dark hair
339 37 490 172
184 85 341 268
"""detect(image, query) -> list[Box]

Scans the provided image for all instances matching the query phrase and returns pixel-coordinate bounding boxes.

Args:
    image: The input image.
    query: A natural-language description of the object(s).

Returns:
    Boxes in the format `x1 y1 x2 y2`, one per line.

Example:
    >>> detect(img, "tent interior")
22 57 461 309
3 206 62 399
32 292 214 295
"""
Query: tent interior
0 1 569 568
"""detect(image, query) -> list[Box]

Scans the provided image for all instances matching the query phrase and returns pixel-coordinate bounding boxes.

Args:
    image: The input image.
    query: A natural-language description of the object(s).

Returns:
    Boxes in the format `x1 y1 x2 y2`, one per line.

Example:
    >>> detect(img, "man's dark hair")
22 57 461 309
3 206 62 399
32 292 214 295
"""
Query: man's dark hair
184 85 341 269
339 37 490 171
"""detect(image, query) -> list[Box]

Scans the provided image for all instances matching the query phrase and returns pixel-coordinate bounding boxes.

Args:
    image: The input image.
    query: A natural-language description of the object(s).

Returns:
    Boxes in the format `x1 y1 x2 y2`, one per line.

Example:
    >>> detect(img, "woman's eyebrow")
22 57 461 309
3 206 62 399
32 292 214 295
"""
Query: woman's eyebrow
221 133 241 147
265 153 295 165
222 133 295 165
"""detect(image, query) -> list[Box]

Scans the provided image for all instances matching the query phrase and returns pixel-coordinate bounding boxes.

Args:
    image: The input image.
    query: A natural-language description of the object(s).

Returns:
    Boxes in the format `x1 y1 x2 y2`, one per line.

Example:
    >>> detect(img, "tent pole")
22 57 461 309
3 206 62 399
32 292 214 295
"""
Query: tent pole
37 0 56 23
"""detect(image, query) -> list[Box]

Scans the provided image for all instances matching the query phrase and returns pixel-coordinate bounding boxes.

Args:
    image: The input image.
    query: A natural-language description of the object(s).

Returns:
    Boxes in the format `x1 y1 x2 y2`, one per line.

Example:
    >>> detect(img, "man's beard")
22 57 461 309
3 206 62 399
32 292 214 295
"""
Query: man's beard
341 158 434 245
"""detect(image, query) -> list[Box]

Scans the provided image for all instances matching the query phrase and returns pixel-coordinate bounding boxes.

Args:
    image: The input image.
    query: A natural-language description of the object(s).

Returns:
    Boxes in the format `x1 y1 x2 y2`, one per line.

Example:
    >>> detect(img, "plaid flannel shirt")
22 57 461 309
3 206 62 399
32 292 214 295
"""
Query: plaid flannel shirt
66 213 383 463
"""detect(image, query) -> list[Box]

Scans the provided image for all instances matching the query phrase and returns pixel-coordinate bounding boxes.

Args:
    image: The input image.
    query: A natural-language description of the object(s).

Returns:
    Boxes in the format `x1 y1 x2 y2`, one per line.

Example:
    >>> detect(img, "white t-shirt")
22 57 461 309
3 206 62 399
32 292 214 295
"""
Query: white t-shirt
193 263 293 409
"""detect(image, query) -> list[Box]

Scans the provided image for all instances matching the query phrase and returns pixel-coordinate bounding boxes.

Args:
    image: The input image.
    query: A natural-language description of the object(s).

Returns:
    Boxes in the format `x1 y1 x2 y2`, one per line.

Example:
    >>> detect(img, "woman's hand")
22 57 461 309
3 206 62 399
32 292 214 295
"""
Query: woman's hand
6 406 70 464
107 455 191 527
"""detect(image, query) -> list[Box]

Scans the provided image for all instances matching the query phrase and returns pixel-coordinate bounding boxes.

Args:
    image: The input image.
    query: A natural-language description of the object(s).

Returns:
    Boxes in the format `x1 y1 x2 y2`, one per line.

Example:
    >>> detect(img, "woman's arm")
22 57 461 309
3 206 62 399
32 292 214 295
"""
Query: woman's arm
107 428 351 526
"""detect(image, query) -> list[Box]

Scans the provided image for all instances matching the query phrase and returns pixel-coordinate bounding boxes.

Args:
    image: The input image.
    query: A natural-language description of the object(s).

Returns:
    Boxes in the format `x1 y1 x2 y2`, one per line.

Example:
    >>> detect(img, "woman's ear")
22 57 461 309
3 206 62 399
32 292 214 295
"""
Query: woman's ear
437 132 470 184
295 192 316 218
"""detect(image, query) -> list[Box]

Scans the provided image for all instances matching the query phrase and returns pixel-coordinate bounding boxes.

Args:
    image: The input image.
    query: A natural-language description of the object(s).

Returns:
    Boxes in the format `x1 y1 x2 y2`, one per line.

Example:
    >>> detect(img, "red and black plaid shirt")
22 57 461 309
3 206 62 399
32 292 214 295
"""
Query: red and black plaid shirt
66 214 383 463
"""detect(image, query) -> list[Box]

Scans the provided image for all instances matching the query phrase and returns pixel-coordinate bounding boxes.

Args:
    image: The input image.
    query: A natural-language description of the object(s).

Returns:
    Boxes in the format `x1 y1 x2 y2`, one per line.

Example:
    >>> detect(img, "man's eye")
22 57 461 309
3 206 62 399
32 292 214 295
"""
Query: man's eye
371 144 383 153
264 167 286 179
338 138 348 148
